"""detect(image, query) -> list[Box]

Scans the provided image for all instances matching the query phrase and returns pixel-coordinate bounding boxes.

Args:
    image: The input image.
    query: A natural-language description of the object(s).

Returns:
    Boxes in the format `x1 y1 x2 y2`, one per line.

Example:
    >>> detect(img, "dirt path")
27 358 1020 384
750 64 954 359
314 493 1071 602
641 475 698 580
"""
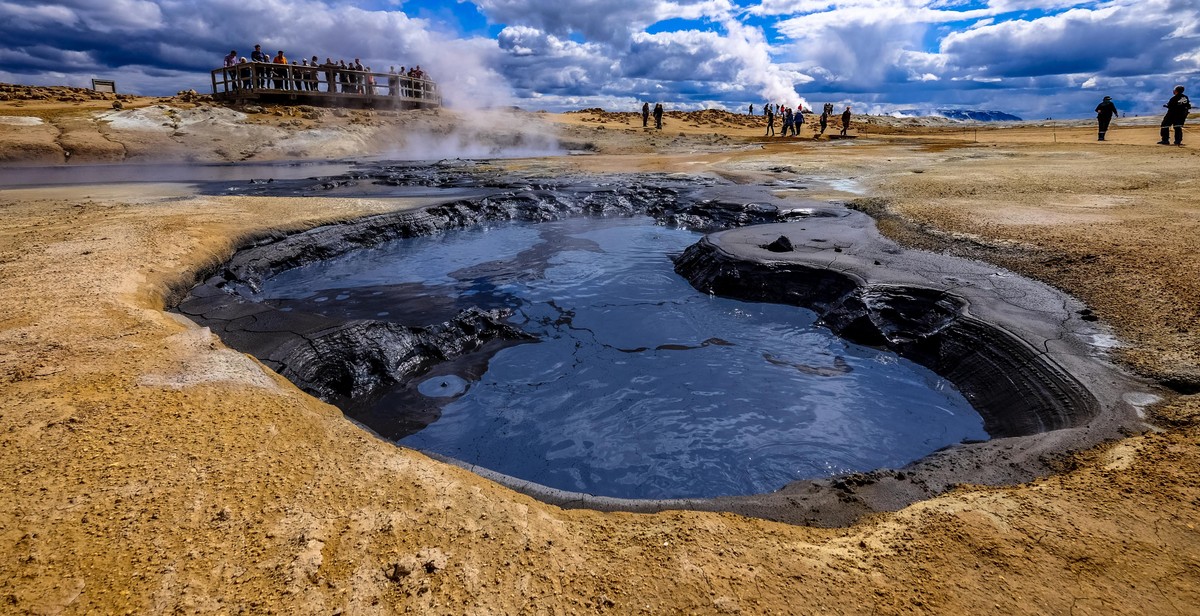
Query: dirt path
1 104 1199 614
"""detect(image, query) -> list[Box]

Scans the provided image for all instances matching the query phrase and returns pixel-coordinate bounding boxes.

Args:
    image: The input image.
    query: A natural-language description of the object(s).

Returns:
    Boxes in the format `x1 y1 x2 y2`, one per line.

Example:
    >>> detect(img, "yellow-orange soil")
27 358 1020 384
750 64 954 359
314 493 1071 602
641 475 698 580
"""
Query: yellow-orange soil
1 90 1198 614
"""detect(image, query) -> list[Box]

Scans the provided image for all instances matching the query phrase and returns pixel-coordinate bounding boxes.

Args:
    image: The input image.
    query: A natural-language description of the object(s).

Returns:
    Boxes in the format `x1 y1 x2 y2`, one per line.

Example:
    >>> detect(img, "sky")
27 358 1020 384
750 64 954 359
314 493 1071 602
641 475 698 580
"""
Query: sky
1 0 1197 119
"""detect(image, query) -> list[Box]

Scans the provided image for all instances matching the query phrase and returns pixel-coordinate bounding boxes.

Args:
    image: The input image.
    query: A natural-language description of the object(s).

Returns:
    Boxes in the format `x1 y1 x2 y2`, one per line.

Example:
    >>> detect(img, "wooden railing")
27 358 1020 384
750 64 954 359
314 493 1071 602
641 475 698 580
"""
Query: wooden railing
210 63 440 107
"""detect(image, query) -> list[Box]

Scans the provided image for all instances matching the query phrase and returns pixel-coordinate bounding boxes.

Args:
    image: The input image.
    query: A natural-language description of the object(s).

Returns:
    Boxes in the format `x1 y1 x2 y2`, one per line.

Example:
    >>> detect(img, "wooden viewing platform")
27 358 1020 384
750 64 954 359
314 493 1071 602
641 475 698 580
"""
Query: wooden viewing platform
210 63 440 109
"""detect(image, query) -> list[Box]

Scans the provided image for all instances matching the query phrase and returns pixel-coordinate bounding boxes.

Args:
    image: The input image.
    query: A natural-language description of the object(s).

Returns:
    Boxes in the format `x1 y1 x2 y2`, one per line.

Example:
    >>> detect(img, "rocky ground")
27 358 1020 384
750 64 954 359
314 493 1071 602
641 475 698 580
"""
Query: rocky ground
1 86 1198 614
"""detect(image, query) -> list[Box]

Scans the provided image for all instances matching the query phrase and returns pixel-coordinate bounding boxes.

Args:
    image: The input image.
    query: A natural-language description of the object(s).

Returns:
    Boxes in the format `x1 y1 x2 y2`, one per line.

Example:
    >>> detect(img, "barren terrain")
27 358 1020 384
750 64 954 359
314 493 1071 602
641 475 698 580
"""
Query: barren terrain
1 86 1198 614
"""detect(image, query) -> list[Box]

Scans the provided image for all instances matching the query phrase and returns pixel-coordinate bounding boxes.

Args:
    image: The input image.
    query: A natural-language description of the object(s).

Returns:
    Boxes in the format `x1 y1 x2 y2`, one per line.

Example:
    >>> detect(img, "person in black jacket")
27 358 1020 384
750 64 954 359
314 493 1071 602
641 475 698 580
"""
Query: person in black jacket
1095 96 1118 141
1159 85 1192 146
653 103 664 129
642 102 649 128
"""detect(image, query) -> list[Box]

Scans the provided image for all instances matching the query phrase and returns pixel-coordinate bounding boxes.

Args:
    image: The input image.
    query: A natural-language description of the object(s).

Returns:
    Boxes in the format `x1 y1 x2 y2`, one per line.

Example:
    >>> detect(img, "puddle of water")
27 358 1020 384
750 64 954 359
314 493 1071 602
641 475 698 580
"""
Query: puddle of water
257 216 986 499
824 178 867 194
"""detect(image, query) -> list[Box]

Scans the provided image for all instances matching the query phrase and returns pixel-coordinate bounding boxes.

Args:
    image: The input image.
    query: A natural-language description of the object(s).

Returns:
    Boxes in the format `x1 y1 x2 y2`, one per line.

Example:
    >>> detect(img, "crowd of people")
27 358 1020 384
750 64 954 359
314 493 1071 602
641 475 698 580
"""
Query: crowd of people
220 44 432 98
759 102 852 138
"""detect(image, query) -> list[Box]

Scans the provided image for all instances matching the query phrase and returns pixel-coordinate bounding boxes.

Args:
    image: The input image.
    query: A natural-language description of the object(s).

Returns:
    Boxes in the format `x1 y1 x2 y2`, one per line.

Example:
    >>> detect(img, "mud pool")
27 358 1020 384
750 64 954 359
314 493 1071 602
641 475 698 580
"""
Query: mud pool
173 162 1150 523
253 216 985 499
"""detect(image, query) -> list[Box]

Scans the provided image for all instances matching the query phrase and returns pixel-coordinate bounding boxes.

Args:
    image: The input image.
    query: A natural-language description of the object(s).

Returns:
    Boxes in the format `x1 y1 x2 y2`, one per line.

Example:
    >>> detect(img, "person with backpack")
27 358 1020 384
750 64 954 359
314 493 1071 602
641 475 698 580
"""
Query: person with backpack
1159 85 1192 146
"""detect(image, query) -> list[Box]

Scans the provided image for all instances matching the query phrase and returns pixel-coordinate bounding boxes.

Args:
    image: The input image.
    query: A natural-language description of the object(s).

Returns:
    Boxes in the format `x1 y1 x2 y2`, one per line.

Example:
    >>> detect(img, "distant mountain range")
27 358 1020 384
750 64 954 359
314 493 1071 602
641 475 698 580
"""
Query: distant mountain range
891 109 1023 122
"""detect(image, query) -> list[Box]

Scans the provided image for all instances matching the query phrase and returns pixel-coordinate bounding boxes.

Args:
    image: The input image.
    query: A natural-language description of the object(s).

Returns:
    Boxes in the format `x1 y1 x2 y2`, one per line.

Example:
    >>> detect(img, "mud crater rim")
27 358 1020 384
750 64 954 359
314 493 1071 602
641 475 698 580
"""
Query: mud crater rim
172 163 1153 526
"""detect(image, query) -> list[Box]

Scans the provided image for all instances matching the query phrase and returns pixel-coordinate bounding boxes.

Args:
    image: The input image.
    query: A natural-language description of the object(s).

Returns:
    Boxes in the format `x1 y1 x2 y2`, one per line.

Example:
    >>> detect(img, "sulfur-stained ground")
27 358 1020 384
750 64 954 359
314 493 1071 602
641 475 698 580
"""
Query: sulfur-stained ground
1 94 1198 614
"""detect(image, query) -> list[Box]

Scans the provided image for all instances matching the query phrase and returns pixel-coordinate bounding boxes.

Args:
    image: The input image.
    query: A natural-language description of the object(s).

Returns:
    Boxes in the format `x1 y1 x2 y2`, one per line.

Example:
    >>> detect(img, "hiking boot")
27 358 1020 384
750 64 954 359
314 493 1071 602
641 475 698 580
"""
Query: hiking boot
1157 141 1171 145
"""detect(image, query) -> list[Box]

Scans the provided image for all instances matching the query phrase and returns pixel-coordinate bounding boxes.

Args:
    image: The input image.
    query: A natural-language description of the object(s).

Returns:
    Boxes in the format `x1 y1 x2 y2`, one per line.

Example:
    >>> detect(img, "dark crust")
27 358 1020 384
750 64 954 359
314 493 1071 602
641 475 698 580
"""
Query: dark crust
172 172 1157 527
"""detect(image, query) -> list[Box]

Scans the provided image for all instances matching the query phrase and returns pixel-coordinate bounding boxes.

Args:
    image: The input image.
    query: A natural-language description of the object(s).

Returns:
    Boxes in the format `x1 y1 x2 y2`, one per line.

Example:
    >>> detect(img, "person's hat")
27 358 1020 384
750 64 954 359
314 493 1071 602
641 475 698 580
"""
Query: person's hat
1103 96 1111 100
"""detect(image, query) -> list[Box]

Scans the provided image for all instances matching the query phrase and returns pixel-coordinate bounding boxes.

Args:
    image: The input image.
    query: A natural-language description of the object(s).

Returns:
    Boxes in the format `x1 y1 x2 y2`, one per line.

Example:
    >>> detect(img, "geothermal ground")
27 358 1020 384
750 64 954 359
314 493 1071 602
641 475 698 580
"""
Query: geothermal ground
1 87 1198 614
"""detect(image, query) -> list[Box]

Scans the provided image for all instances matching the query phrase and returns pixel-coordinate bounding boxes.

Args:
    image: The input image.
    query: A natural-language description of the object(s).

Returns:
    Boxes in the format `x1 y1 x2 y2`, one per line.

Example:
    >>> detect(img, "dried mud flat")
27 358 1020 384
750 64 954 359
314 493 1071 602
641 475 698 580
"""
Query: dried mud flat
1 94 1199 615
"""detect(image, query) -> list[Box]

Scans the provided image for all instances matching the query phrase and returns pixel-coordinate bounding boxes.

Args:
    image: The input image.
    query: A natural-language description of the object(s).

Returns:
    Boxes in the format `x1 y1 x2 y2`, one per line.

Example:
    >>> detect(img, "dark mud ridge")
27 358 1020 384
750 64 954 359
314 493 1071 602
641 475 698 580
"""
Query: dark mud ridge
175 164 1156 526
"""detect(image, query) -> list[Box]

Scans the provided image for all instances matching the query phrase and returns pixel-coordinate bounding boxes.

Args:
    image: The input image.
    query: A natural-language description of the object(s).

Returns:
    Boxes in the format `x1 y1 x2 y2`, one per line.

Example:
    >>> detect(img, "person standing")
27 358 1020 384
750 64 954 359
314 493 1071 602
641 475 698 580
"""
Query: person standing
642 102 650 128
840 106 851 136
1094 96 1118 141
223 50 238 90
1159 85 1192 146
250 44 269 88
765 107 775 136
781 107 793 137
271 50 288 90
793 106 805 136
748 103 754 115
653 103 664 129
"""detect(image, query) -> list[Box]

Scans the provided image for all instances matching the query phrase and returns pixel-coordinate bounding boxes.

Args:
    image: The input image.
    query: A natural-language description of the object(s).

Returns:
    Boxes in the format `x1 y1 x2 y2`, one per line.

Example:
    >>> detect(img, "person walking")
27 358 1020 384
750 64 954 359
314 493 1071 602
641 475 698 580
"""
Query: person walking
1095 96 1118 141
1159 85 1192 146
642 102 650 128
781 107 793 137
793 106 805 136
819 110 828 136
653 103 664 129
765 107 775 136
840 106 852 136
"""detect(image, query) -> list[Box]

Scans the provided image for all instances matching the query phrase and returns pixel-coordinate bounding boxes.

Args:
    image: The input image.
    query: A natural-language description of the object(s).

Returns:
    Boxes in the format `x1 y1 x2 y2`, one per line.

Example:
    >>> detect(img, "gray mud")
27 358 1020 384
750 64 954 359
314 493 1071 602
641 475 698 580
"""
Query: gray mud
173 162 1157 526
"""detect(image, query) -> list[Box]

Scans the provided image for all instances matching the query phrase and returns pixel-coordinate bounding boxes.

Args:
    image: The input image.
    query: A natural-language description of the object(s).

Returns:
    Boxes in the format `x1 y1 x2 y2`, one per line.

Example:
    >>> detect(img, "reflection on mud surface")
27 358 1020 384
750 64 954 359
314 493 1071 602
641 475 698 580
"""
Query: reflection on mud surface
258 216 986 499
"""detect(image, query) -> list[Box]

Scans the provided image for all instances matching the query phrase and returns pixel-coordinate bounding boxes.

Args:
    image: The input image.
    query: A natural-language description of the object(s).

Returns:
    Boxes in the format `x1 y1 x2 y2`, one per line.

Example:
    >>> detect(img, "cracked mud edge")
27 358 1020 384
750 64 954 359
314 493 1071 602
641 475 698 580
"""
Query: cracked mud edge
169 175 1156 528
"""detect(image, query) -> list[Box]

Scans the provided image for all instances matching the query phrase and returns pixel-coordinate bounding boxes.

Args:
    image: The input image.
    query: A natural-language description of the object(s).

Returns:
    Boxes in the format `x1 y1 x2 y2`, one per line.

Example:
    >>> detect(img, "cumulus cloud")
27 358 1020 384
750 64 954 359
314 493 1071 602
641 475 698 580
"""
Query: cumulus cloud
2 0 1198 118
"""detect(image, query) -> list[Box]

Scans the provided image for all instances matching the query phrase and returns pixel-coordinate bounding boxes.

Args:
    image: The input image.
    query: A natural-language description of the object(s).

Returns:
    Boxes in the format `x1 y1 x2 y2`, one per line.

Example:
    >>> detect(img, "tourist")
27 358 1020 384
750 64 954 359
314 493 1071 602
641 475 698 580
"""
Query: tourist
766 107 775 136
323 58 336 93
309 56 320 91
1159 85 1191 146
223 50 238 91
238 57 251 90
840 106 851 136
365 67 376 95
354 59 366 94
251 44 269 88
781 107 793 137
748 103 754 115
388 66 399 97
819 110 828 136
642 102 649 128
793 106 805 136
272 50 288 89
653 103 664 129
1095 96 1118 141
